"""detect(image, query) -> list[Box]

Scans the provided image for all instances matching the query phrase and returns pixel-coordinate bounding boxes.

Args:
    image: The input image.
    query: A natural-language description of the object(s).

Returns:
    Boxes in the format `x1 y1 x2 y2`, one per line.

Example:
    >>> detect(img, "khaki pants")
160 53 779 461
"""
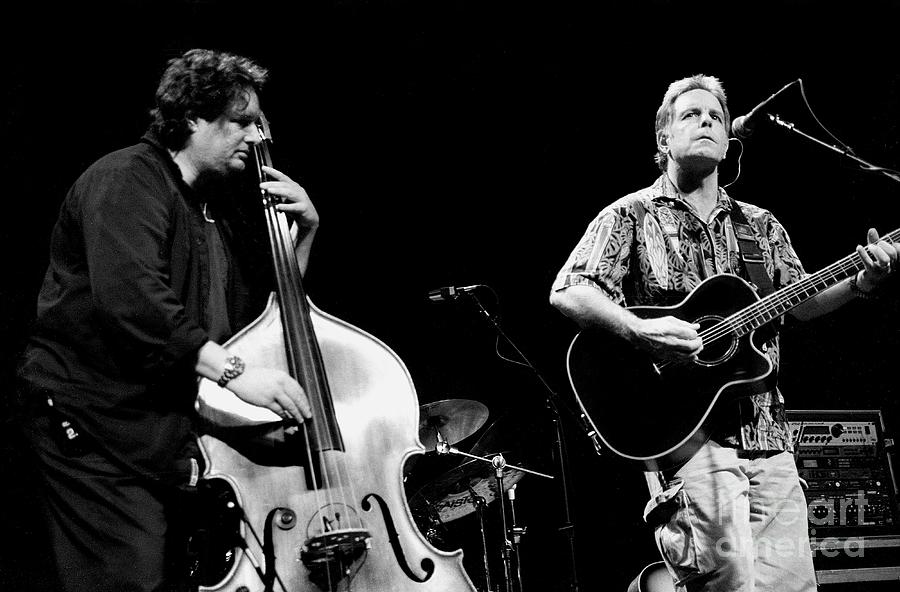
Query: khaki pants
646 441 817 592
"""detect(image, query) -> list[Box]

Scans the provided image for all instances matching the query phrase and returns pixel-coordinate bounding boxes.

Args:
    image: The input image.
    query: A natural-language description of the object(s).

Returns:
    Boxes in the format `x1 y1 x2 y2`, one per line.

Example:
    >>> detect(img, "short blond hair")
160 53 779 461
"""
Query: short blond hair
654 74 730 171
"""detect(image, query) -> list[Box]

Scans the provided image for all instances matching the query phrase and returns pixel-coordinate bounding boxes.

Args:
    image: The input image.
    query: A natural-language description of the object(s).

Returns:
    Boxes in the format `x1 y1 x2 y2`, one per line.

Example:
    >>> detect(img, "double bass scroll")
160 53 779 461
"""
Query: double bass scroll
194 113 476 592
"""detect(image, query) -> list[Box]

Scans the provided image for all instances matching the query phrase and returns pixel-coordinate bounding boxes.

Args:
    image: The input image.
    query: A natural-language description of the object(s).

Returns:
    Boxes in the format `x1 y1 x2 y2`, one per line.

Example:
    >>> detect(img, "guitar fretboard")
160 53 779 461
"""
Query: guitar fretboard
704 228 899 344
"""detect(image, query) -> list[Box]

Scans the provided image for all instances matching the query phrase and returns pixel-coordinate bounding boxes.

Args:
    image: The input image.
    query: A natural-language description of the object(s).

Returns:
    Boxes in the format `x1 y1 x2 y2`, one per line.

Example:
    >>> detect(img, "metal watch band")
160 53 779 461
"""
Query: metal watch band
217 355 246 387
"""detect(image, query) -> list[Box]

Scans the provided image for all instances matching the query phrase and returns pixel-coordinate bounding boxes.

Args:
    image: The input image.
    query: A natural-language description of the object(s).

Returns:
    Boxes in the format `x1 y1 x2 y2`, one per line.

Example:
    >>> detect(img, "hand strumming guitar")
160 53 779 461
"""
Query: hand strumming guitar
628 316 703 362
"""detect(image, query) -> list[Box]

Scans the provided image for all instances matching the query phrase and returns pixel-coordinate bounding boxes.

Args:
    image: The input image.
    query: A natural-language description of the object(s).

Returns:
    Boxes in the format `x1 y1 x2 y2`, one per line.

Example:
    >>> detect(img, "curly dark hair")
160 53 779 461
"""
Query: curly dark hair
149 48 268 150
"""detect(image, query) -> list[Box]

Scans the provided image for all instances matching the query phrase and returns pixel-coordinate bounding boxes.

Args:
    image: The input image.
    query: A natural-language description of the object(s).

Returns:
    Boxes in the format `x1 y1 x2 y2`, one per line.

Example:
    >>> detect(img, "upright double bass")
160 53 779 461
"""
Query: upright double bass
194 114 476 592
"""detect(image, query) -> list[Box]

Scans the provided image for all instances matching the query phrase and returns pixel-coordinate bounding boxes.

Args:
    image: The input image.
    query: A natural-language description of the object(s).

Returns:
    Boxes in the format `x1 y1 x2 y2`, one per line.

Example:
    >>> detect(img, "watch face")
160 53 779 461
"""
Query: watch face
218 356 245 387
228 356 245 373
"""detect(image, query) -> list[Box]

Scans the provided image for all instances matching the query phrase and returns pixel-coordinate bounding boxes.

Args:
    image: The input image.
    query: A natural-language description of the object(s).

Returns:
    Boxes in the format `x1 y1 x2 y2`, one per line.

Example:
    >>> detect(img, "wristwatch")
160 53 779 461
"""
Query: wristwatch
217 355 246 387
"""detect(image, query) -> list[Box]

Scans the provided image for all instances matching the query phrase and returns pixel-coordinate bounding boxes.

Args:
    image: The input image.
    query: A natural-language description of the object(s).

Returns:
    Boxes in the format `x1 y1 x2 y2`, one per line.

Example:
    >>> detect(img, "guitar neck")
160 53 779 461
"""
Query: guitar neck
723 228 900 337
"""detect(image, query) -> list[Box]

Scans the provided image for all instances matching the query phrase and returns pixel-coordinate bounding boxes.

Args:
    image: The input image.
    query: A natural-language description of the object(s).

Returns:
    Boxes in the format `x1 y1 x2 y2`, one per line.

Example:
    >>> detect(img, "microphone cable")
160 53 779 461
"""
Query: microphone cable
722 136 745 189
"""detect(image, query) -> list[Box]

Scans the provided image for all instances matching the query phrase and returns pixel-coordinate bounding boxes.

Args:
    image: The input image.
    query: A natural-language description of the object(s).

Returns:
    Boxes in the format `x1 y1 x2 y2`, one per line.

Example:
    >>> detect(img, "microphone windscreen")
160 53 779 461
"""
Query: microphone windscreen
731 115 752 138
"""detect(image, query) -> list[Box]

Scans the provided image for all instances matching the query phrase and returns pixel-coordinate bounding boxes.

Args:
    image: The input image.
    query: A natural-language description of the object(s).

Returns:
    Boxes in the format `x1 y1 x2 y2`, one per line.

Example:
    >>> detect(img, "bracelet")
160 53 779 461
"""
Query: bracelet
217 355 246 387
848 273 874 300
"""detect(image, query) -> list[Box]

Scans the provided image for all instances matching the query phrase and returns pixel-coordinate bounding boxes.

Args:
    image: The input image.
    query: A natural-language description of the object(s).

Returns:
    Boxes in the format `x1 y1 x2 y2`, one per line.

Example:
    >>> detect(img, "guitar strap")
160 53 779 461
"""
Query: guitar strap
727 198 781 377
635 197 776 297
727 198 776 297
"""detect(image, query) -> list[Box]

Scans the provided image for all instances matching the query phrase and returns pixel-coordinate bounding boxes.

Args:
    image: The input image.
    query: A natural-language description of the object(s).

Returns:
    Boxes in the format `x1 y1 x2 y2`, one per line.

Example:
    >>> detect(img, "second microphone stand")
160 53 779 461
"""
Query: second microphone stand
435 441 553 592
454 289 600 592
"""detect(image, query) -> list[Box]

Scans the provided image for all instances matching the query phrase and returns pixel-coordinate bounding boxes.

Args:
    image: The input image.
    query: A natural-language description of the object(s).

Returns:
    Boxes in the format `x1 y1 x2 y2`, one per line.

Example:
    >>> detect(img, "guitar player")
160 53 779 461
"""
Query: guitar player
549 74 897 591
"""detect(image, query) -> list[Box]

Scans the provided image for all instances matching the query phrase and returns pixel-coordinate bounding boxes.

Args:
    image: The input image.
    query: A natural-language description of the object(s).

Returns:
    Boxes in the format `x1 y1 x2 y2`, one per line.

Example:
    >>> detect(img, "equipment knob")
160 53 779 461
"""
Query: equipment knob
831 423 844 438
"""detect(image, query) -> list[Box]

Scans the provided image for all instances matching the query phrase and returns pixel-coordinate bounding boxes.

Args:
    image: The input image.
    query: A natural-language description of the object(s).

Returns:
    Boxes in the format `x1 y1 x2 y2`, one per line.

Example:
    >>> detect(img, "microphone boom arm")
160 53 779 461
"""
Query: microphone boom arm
768 113 900 184
434 443 554 480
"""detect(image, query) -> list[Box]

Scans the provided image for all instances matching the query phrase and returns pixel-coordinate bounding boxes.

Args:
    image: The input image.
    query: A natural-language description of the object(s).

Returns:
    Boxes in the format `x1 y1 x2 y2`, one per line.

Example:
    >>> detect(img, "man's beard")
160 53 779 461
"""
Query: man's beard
194 163 251 202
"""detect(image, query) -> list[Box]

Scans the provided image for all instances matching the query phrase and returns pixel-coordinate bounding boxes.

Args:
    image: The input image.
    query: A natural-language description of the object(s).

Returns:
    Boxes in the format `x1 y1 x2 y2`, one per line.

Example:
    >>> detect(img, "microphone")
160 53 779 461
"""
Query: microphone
731 80 797 139
427 284 482 301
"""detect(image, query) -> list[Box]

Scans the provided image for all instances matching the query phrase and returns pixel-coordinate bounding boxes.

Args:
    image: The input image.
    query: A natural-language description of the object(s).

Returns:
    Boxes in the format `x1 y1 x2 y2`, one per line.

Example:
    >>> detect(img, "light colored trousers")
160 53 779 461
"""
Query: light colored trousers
647 441 817 591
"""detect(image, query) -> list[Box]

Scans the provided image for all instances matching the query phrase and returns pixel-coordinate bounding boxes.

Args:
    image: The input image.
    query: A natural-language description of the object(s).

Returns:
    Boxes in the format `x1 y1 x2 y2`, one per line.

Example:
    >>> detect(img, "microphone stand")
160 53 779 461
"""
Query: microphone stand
436 442 553 592
492 455 514 592
459 290 594 592
506 484 526 592
466 484 493 592
766 113 900 185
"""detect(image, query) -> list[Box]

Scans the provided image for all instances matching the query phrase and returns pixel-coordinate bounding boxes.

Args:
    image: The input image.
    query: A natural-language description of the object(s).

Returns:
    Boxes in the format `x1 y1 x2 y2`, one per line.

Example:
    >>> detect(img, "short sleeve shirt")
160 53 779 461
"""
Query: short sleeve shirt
552 174 807 451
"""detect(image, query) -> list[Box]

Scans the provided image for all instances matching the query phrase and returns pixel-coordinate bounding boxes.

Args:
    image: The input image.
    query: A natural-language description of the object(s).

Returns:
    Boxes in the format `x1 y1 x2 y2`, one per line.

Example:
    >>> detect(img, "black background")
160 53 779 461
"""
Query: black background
2 1 900 590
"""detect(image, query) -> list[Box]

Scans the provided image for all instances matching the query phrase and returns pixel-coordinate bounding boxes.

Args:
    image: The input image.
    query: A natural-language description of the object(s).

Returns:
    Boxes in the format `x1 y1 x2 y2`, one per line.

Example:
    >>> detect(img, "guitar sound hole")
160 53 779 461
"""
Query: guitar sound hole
694 315 737 367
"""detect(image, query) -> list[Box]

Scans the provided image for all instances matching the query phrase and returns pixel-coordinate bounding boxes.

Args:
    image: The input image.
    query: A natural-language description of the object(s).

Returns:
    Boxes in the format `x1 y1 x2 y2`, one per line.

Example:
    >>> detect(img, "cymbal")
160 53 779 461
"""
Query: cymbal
408 450 526 523
418 399 489 452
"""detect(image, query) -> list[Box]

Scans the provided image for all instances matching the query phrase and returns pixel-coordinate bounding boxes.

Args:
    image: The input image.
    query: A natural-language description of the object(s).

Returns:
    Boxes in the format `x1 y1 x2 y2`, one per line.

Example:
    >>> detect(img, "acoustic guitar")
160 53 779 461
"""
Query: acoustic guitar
626 561 674 592
567 228 898 471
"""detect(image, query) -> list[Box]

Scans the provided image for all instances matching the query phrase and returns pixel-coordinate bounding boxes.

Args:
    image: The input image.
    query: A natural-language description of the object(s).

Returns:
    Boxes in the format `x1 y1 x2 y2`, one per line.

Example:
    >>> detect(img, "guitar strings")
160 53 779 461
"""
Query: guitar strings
700 248 869 345
698 230 899 348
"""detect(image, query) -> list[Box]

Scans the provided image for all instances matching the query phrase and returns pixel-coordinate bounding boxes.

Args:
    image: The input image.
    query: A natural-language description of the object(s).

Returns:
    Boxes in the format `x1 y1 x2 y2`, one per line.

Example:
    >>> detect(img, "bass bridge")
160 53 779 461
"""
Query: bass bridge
302 527 372 589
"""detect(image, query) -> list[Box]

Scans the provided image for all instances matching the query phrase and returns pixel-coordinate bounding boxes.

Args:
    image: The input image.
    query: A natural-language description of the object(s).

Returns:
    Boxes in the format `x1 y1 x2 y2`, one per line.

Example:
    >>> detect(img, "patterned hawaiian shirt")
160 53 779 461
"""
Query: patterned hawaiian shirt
552 174 808 451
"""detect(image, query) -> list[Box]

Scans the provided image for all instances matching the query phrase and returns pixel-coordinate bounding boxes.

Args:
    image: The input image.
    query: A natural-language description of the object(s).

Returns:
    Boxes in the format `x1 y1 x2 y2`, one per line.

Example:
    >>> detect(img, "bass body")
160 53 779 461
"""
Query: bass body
195 295 477 591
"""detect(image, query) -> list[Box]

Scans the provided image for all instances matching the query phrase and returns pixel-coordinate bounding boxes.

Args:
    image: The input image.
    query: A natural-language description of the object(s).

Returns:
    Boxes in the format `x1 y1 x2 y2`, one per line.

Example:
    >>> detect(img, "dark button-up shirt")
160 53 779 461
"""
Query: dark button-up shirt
552 174 807 451
19 131 269 478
